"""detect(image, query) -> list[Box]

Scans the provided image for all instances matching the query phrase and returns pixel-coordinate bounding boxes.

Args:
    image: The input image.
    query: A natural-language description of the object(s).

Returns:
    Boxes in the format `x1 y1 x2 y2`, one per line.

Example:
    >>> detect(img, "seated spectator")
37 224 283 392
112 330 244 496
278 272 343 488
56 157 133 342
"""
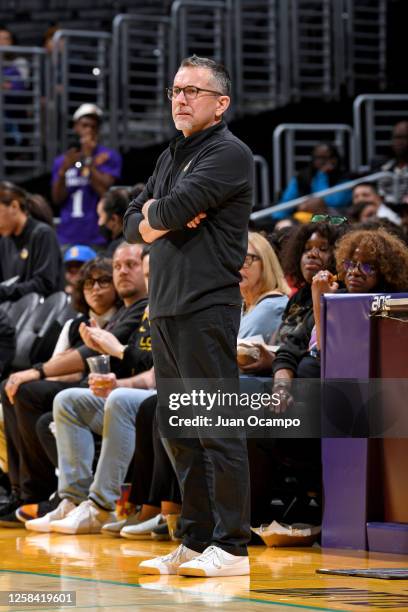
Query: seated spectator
350 182 401 225
25 248 154 534
97 188 129 256
274 218 299 232
63 245 97 295
376 121 408 206
312 228 408 351
276 143 351 219
354 218 408 246
0 243 147 525
97 184 145 256
51 104 122 247
0 181 63 302
238 232 290 369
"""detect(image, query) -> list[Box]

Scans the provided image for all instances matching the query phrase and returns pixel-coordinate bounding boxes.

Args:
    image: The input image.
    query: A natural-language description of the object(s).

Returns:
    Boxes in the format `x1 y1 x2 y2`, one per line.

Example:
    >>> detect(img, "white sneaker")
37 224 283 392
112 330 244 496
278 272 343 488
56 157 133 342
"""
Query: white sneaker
138 544 199 575
50 499 116 535
120 513 164 539
101 511 141 537
25 499 76 533
177 545 250 577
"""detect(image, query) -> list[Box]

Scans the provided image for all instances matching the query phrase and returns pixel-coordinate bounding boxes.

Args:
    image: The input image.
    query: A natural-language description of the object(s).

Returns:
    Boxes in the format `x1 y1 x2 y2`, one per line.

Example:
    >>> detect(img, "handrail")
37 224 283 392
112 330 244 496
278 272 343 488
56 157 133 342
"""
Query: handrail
253 155 270 210
250 171 395 221
272 122 355 200
353 94 408 170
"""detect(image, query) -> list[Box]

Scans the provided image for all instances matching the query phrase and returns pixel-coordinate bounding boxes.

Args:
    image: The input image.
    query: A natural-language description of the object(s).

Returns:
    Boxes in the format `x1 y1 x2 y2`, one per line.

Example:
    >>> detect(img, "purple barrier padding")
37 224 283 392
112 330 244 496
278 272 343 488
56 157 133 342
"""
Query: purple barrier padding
367 522 408 554
322 293 374 379
321 294 376 550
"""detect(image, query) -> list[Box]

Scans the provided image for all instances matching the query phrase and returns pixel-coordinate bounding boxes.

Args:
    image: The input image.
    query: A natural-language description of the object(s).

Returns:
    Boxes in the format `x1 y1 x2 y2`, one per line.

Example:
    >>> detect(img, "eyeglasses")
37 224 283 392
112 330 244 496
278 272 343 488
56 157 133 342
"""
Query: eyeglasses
343 259 376 276
242 253 261 269
83 275 112 290
311 214 348 225
166 85 223 101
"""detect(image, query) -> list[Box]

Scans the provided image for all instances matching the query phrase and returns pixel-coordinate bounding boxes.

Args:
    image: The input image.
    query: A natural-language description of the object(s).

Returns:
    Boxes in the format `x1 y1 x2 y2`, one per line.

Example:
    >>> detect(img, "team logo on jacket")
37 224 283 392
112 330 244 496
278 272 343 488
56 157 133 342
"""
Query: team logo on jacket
20 248 29 260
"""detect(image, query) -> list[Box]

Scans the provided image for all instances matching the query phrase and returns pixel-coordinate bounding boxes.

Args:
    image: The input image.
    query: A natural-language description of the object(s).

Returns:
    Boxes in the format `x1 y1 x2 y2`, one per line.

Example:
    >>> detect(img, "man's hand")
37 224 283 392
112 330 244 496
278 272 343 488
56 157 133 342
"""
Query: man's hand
80 322 125 358
88 372 117 398
142 198 156 218
79 320 101 352
93 151 109 167
61 148 82 173
139 219 169 244
5 369 40 405
186 212 207 229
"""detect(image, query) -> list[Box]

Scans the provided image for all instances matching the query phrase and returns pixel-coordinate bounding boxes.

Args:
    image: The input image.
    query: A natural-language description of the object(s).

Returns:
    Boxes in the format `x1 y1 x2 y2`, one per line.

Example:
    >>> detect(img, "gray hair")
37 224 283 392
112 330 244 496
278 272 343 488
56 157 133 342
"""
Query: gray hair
179 55 231 96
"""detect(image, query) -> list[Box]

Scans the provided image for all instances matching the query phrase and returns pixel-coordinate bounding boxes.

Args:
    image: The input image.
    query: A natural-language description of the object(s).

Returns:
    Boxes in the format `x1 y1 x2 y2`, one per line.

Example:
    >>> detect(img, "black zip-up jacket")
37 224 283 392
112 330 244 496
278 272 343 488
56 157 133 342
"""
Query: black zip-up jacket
124 121 254 319
0 217 63 301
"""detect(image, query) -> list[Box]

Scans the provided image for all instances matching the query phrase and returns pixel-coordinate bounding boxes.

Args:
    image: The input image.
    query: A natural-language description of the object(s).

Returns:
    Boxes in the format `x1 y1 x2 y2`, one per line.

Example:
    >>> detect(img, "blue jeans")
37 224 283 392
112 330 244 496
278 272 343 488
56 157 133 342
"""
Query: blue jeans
53 387 156 510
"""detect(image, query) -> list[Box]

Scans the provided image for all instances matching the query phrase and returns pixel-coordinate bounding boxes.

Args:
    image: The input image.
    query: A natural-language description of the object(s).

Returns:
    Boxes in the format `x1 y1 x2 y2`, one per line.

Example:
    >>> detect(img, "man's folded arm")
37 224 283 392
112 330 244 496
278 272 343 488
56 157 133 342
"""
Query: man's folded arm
147 142 253 231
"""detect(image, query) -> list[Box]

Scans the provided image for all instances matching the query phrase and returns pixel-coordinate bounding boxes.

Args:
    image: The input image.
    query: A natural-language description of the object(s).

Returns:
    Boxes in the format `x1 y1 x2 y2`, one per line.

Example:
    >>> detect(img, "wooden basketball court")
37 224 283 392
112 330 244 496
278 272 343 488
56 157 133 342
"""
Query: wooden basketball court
1 527 408 611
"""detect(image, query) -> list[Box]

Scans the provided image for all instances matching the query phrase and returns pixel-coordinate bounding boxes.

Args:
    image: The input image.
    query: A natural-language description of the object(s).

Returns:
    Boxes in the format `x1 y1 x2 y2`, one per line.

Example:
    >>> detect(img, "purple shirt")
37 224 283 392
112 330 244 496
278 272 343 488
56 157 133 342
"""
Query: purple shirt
52 145 122 246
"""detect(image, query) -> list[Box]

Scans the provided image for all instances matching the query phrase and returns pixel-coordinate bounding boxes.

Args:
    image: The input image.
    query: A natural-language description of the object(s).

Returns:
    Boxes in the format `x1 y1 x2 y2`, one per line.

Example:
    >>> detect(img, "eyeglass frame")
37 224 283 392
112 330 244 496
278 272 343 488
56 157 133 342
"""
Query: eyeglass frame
83 275 113 290
311 214 348 225
342 259 377 276
242 253 261 269
166 85 224 101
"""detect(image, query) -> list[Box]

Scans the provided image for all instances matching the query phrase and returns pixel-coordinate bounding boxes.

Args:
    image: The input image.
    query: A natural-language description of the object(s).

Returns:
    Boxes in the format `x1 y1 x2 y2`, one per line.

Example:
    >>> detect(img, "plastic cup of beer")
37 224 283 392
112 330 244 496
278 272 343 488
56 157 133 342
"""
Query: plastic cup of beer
87 354 110 374
87 355 111 392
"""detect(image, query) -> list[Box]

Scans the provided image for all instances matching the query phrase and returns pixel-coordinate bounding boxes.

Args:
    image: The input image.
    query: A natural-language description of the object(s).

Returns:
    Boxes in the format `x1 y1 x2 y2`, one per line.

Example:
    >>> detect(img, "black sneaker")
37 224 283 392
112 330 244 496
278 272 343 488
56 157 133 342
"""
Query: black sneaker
15 492 61 524
0 492 21 516
151 521 170 541
0 509 23 527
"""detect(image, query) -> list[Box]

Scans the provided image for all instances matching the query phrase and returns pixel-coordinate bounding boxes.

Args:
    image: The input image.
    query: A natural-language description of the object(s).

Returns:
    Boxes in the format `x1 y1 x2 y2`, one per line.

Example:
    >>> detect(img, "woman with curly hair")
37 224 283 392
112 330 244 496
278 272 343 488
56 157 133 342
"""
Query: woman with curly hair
312 228 408 350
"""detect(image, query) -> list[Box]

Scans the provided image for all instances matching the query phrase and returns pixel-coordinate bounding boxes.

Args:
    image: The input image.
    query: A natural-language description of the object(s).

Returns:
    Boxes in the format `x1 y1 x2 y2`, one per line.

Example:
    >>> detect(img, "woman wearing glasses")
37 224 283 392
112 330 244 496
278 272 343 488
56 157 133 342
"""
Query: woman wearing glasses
239 232 290 340
312 227 408 352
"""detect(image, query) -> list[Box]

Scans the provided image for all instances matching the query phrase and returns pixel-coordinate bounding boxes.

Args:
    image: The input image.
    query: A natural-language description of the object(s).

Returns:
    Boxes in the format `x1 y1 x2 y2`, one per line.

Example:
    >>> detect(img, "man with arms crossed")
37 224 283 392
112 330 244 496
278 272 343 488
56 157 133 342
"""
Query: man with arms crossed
124 55 253 577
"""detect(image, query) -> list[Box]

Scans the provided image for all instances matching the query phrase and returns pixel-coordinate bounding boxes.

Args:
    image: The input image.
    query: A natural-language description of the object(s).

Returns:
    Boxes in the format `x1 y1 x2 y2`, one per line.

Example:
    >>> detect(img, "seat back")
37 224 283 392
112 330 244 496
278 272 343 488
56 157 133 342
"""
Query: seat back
11 292 72 370
8 293 42 333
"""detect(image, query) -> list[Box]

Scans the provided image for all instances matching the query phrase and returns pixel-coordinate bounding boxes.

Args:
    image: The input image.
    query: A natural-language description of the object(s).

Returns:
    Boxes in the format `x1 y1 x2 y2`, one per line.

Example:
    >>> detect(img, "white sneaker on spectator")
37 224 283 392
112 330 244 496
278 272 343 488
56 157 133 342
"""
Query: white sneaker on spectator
138 544 199 575
101 511 142 537
120 513 164 539
25 499 76 533
177 545 250 577
50 499 116 534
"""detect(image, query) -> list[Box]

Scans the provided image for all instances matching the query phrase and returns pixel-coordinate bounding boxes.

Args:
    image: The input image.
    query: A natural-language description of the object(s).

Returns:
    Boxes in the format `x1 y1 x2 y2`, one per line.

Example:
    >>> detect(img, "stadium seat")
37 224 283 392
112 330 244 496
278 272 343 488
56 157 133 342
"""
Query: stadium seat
11 292 73 371
6 293 42 334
